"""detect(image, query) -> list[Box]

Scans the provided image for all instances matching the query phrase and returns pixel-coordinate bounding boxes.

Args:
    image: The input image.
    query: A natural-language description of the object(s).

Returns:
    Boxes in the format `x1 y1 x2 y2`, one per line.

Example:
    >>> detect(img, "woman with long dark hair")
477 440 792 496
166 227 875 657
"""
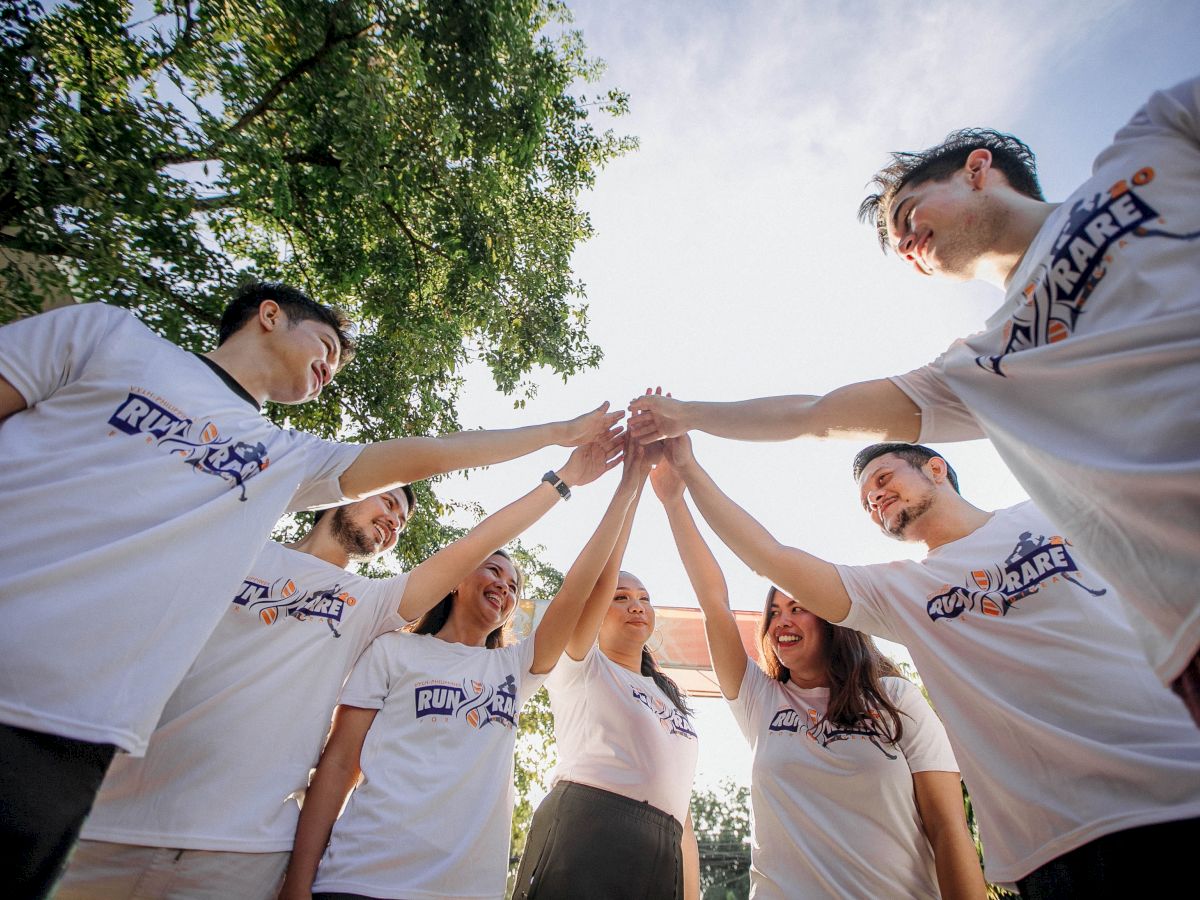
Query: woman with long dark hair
279 432 644 900
513 441 701 900
649 434 985 900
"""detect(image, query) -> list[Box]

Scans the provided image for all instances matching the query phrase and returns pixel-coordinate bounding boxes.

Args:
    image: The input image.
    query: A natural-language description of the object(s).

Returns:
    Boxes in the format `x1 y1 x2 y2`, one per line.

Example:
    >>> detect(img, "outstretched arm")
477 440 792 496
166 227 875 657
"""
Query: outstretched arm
563 438 657 661
340 402 624 499
530 444 646 674
651 440 748 698
279 704 377 899
914 771 988 900
627 379 918 444
666 438 851 624
398 432 625 622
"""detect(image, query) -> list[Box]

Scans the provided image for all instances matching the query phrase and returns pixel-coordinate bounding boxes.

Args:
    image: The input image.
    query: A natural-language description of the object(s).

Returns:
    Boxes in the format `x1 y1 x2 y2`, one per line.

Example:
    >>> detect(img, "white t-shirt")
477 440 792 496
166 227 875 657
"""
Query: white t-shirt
730 666 955 900
0 304 361 753
313 632 547 900
838 501 1200 884
79 542 409 851
891 77 1200 683
546 645 699 824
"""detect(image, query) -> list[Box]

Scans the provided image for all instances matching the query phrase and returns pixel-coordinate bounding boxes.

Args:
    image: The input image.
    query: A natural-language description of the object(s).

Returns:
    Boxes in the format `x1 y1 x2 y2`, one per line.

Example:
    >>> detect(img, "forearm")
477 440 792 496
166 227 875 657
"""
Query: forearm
682 813 701 900
662 496 747 695
281 758 360 895
915 772 987 900
676 380 920 443
930 832 988 900
565 481 644 660
341 422 566 499
400 481 561 621
679 395 824 441
532 481 639 672
680 461 850 623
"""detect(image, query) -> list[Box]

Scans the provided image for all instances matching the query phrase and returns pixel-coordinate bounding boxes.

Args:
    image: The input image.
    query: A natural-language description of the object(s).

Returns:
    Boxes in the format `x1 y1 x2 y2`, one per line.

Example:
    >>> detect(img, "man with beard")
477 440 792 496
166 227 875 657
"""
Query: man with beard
55 424 620 900
629 77 1200 722
659 435 1200 896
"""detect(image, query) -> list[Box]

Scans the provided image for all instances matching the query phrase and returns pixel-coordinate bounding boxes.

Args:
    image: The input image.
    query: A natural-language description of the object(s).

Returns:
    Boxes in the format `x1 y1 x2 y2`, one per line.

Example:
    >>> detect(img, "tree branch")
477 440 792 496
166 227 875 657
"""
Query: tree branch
155 12 377 167
381 200 449 260
189 193 241 211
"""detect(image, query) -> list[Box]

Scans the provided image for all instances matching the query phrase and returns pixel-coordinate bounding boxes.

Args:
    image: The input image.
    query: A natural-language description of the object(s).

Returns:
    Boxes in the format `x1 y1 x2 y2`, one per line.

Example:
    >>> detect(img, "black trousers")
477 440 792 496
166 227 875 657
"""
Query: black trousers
1017 816 1200 898
0 722 116 900
513 780 683 900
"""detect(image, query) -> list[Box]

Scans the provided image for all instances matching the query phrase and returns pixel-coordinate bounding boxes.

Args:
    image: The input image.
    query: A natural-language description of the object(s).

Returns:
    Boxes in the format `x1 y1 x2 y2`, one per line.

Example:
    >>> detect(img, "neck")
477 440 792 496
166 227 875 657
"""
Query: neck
433 615 492 648
980 197 1059 289
287 527 352 568
600 637 645 673
204 340 273 405
910 495 993 551
787 666 829 690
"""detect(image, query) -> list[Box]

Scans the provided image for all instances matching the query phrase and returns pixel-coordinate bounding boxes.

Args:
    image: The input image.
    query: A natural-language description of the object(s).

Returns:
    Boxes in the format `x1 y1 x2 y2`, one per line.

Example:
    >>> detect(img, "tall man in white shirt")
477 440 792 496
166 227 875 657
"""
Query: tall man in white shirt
629 77 1200 722
0 281 621 897
664 435 1200 896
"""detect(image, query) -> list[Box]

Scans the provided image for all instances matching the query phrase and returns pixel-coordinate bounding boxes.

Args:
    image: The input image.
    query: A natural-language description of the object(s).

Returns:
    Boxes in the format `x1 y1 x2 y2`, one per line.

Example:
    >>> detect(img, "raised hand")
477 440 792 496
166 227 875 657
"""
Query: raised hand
661 433 696 471
649 450 685 504
558 401 625 447
628 389 687 444
558 427 626 487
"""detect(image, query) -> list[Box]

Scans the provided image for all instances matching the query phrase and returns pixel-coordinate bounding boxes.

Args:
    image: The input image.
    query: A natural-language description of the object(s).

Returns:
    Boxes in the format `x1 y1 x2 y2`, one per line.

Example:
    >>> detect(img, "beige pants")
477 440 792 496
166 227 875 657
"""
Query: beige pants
54 840 289 900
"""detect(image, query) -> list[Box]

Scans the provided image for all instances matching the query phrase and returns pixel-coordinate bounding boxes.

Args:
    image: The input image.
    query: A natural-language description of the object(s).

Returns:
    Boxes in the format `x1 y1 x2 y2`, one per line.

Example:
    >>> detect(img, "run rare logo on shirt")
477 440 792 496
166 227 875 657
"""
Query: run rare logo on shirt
630 684 696 740
979 165 1200 376
232 575 358 636
768 707 897 760
107 388 269 500
414 675 520 730
926 531 1106 623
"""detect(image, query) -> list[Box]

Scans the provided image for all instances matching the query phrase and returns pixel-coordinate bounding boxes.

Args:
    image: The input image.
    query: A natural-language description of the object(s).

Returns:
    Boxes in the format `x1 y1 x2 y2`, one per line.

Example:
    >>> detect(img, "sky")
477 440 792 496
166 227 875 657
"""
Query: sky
429 0 1200 788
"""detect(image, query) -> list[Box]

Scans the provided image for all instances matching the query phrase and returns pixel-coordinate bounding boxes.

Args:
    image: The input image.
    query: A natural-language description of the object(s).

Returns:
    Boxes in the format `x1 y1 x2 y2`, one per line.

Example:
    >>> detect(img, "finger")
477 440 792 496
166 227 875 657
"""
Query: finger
605 452 625 471
601 410 625 429
627 414 658 435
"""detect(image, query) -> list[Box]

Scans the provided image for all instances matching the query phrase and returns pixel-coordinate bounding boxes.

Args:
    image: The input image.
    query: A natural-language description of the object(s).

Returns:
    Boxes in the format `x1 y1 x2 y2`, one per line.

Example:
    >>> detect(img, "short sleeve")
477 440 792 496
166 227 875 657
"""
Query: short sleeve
1107 76 1200 157
283 433 362 512
365 572 411 636
890 350 985 443
543 642 598 694
0 304 126 406
338 636 398 710
836 563 905 643
512 636 549 705
885 678 958 775
726 663 774 745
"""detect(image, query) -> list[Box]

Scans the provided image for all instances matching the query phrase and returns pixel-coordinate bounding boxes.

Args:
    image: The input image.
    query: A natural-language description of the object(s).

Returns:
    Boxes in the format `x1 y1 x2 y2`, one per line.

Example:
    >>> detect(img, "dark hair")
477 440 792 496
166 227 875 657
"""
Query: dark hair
312 485 417 527
408 550 523 649
642 647 692 718
217 280 356 366
852 442 960 494
859 128 1045 252
760 586 906 744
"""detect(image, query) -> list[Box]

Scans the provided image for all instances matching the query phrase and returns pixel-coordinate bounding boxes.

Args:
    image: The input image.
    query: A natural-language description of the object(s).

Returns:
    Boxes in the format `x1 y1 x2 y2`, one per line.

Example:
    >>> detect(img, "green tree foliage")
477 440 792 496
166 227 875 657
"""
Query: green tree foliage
1 0 634 446
691 779 752 900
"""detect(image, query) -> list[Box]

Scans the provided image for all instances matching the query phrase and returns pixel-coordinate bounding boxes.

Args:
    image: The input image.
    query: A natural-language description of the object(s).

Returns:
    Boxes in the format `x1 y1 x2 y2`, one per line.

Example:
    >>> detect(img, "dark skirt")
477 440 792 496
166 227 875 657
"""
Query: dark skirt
512 780 684 900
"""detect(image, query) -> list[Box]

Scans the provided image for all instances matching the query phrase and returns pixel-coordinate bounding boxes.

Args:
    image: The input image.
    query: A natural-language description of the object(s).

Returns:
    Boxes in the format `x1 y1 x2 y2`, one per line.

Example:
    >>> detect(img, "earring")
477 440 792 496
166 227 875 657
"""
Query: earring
645 629 664 655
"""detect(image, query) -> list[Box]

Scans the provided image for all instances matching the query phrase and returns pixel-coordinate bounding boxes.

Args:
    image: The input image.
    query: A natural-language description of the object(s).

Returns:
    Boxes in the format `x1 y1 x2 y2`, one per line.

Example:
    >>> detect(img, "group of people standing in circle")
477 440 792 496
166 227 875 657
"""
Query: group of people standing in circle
5 73 1200 900
58 411 990 900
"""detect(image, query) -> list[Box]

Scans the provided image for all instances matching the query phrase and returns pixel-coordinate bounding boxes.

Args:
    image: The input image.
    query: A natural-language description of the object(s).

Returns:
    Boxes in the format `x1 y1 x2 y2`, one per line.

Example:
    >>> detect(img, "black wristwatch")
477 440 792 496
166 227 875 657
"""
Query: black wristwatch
542 470 571 500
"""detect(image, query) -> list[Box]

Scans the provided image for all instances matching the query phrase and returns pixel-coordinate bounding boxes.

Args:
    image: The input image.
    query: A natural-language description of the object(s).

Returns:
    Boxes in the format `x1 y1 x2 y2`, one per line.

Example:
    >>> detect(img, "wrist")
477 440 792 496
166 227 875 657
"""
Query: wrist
542 469 572 499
